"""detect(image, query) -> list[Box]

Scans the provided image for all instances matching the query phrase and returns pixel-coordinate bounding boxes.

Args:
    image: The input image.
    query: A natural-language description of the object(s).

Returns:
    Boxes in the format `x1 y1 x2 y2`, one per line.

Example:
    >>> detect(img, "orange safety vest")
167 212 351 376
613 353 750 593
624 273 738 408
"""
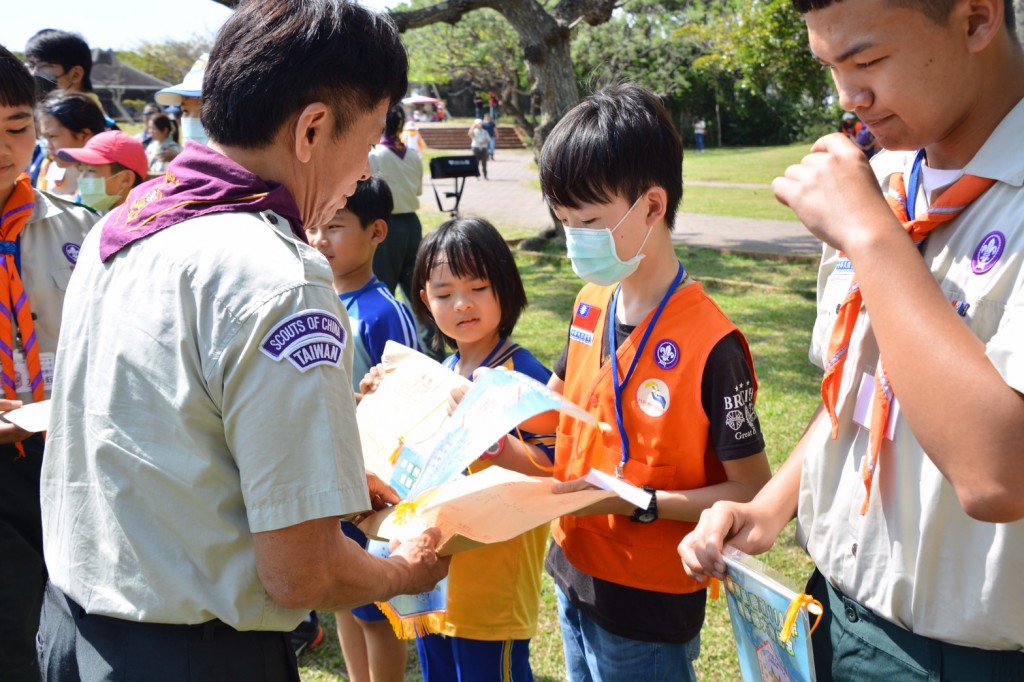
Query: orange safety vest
553 281 753 594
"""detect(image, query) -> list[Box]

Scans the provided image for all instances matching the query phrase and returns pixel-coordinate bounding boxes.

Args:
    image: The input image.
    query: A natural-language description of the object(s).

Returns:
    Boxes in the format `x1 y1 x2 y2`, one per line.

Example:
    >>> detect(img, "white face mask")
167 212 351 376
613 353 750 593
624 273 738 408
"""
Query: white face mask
180 116 209 146
562 195 654 286
78 175 123 212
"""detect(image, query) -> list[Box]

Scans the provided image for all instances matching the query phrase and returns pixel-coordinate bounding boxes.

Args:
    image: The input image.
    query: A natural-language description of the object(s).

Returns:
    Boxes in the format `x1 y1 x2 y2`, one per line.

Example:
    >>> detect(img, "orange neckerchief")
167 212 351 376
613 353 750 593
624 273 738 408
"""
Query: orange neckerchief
821 159 995 514
0 174 45 455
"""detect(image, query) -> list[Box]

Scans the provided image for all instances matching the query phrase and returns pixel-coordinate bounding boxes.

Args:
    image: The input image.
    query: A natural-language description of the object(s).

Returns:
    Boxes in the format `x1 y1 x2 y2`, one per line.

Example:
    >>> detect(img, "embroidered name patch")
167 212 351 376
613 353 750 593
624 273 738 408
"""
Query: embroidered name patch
260 309 347 372
971 231 1005 275
62 242 80 264
637 379 670 417
569 302 601 346
653 339 679 370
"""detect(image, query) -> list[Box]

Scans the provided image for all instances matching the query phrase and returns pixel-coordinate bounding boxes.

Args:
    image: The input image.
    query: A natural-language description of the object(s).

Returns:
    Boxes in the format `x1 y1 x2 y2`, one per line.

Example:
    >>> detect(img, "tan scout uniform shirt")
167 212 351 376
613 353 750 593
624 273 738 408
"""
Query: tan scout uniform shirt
16 190 95 401
42 210 366 631
799 98 1024 650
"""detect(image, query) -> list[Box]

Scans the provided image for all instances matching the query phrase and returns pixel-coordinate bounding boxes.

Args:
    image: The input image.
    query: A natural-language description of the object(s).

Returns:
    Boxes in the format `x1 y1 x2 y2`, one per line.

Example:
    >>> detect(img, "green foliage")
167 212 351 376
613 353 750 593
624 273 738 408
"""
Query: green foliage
675 0 834 144
116 35 212 86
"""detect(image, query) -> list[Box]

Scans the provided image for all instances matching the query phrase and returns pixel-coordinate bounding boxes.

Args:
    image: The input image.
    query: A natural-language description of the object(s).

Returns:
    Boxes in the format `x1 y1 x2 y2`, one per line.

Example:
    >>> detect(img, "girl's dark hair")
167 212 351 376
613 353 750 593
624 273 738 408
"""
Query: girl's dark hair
539 82 683 230
202 0 408 148
411 218 528 351
384 105 405 138
150 114 178 143
0 44 35 108
24 29 94 92
39 91 105 136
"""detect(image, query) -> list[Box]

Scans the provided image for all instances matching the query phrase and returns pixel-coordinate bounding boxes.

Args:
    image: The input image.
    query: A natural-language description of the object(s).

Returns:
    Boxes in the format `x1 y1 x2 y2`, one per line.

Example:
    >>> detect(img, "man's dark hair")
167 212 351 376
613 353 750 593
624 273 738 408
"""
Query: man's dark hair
344 176 394 228
39 91 106 136
790 0 1015 31
203 0 408 149
539 82 683 230
411 217 528 351
0 44 35 108
24 29 94 92
384 105 405 138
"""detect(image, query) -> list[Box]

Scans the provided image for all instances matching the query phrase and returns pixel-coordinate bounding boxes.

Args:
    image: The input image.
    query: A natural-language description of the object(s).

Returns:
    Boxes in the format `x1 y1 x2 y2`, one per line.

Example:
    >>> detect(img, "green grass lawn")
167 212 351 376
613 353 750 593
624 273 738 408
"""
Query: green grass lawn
684 143 810 185
300 245 820 681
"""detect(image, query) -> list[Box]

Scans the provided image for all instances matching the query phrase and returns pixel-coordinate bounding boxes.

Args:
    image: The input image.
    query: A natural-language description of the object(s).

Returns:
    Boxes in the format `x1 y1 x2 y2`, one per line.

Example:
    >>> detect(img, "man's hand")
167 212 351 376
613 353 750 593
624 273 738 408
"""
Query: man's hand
0 399 31 444
772 133 900 252
388 527 451 595
366 471 400 510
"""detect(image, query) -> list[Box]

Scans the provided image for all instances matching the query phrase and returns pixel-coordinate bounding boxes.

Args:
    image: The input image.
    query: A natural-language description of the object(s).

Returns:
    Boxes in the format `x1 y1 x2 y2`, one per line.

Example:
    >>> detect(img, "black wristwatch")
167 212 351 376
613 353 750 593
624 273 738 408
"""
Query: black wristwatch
630 486 658 523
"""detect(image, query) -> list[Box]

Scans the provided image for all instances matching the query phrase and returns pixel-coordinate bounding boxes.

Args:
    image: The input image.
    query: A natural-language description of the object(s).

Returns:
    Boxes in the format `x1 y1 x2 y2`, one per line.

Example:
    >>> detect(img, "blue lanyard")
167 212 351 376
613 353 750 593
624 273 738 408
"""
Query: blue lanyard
608 262 685 478
905 149 926 221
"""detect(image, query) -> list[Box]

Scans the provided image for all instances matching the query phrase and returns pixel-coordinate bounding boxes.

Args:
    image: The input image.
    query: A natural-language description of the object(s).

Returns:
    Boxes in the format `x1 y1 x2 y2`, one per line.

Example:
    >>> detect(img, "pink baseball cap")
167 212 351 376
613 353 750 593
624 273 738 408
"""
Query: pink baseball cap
57 131 149 180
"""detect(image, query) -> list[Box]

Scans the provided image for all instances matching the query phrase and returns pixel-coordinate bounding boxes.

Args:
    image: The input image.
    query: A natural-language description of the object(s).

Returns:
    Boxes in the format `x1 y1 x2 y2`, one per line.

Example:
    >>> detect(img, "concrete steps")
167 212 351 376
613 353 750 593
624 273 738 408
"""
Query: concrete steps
416 123 527 150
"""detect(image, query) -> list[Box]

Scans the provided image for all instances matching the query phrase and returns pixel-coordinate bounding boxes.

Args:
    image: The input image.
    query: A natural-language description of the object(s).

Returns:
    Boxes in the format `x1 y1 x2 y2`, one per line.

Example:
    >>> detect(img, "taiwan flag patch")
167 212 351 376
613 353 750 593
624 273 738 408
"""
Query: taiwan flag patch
569 302 601 345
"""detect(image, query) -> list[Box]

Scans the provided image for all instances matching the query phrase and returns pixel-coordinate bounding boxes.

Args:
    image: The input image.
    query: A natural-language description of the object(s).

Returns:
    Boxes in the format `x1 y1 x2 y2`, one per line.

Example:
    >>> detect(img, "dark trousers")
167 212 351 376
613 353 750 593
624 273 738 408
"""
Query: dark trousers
0 435 46 682
372 211 422 306
39 582 301 681
807 570 1024 681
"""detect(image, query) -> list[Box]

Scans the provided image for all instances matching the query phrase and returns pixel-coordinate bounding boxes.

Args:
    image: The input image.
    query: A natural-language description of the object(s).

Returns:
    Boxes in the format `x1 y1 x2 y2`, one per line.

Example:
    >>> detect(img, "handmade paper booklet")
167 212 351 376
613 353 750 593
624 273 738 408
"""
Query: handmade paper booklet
354 342 648 637
721 546 822 682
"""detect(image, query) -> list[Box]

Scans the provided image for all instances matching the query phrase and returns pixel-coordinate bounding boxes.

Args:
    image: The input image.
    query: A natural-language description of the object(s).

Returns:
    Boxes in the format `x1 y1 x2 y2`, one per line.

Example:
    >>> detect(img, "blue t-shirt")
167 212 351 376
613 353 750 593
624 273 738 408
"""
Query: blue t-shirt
340 277 421 391
443 341 555 461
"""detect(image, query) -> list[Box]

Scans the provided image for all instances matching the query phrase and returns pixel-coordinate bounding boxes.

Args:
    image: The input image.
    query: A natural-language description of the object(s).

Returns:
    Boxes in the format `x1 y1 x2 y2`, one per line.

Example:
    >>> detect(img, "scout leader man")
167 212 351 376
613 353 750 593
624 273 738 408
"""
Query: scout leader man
37 2 448 679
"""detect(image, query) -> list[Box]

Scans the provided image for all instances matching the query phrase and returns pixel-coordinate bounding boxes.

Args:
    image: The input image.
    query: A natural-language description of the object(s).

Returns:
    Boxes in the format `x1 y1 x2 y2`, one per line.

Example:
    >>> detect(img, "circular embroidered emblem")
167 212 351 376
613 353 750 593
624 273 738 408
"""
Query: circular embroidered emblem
636 379 670 417
62 242 81 264
653 339 679 370
971 231 1005 275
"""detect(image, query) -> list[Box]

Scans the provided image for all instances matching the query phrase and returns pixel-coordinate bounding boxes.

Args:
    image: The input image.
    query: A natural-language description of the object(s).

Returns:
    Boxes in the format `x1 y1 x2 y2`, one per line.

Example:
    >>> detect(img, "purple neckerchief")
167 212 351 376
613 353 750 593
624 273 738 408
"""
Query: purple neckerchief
378 135 406 160
100 141 304 262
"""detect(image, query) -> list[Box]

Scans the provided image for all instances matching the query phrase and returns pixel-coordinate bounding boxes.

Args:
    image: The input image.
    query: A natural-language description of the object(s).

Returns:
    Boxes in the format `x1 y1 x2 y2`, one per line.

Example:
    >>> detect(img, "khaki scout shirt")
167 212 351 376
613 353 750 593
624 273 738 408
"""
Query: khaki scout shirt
15 190 96 400
42 210 367 631
798 98 1024 650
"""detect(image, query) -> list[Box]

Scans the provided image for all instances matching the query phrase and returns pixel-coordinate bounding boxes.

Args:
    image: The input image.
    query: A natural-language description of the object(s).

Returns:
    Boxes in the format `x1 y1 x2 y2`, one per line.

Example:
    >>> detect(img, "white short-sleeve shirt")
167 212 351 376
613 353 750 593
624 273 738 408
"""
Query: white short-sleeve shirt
41 210 368 631
798 98 1024 651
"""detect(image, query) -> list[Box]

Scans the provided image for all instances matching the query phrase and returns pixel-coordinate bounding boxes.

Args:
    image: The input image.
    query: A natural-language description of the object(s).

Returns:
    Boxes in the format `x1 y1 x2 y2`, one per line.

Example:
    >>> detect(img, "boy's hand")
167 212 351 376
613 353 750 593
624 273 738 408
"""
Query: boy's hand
772 133 901 253
677 499 785 581
0 399 31 445
551 478 632 516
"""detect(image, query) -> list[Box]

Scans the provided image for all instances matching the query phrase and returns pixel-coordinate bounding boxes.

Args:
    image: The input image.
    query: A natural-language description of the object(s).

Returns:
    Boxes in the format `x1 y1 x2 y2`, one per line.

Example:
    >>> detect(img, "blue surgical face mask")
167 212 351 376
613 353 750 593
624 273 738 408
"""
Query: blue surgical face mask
562 195 653 285
180 116 209 146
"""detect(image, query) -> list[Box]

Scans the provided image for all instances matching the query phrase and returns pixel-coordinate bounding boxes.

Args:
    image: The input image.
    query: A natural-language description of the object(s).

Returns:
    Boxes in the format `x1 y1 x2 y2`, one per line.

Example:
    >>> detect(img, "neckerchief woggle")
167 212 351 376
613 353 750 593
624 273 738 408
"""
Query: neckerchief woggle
609 262 685 478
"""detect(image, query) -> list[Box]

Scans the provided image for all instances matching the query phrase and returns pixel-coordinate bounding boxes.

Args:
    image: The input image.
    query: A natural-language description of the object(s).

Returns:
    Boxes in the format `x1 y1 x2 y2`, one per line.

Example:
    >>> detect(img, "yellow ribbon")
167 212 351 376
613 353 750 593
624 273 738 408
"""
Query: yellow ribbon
780 593 824 643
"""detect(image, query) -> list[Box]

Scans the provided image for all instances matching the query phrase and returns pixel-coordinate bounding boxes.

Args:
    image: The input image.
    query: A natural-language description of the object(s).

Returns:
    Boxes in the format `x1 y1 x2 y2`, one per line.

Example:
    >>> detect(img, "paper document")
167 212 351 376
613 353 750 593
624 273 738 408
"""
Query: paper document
2 399 50 433
583 467 653 509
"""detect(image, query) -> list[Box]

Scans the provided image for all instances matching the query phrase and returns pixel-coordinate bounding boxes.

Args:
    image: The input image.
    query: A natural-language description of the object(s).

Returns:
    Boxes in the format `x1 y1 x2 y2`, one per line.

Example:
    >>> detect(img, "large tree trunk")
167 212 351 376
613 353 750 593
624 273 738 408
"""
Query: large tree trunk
391 0 614 152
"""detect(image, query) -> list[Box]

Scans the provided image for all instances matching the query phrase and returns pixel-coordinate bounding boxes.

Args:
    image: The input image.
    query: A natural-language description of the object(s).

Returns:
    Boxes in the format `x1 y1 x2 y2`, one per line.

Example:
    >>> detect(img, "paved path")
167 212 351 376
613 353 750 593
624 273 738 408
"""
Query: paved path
418 149 822 258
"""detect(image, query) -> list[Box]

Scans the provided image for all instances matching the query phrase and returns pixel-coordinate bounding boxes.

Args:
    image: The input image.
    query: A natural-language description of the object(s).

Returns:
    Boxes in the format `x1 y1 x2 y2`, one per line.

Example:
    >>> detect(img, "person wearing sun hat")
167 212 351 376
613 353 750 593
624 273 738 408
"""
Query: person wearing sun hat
156 53 208 146
57 130 148 212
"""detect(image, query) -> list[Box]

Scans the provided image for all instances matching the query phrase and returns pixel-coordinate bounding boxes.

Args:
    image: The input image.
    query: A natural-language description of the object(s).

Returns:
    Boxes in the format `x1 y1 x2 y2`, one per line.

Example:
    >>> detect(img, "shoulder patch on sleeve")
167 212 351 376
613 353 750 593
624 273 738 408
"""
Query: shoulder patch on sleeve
260 309 347 372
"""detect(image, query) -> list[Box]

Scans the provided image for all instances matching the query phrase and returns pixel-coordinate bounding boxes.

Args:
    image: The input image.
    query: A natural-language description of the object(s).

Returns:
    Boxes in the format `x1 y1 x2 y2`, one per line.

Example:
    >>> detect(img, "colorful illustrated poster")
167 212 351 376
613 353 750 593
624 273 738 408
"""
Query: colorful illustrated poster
722 547 818 682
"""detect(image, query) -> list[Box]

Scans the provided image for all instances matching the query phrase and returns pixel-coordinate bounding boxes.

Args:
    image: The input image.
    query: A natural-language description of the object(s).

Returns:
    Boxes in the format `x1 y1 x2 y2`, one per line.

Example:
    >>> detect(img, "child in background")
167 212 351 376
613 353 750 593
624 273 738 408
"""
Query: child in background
56 130 147 212
35 91 106 198
407 217 556 681
537 83 772 681
305 176 420 681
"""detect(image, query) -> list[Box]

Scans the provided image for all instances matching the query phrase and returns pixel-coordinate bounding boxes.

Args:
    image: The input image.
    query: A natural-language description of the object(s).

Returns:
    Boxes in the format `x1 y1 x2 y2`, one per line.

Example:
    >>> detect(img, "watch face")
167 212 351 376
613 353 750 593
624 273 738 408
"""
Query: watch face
637 511 657 523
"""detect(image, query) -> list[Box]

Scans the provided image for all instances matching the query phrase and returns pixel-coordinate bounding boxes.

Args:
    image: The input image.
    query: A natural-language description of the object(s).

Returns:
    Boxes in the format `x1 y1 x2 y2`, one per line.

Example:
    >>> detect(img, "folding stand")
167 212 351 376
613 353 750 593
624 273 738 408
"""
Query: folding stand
428 155 480 217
